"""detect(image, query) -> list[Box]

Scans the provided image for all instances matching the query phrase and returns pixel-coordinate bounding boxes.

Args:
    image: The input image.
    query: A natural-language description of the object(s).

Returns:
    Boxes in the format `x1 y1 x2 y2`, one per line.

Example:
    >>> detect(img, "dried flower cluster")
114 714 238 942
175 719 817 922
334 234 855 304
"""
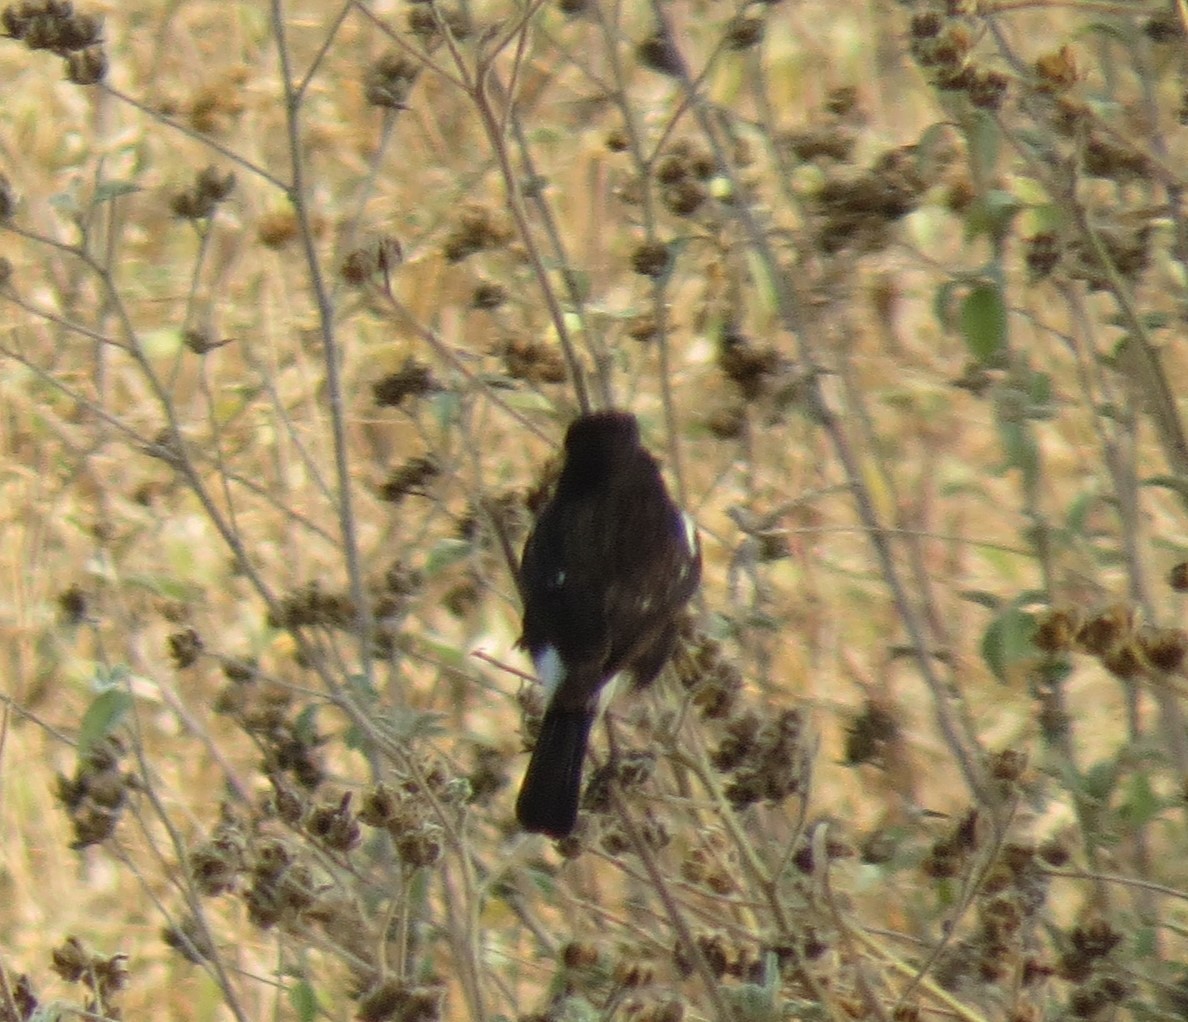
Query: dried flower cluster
2 0 106 83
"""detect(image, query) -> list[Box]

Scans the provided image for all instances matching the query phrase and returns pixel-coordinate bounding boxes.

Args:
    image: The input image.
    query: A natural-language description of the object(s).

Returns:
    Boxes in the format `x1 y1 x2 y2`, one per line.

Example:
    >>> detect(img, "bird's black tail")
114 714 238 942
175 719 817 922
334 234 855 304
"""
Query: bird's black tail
516 708 596 839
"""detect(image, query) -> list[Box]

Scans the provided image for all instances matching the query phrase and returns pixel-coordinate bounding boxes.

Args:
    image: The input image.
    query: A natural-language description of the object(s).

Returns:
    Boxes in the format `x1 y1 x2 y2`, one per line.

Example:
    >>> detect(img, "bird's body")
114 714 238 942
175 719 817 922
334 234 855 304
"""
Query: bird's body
516 411 701 838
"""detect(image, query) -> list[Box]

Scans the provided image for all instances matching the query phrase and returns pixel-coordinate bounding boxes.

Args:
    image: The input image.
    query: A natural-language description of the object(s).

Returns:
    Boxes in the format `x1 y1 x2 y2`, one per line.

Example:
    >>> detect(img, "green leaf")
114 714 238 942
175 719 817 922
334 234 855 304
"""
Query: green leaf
345 671 379 709
1027 369 1052 407
932 278 961 334
1131 926 1158 959
916 122 958 174
423 538 471 576
963 189 1021 243
77 688 133 762
1066 490 1097 534
388 707 447 741
293 704 320 743
996 418 1039 490
123 572 205 602
980 606 1036 683
429 390 461 433
288 980 319 1022
724 956 780 1022
965 108 1001 182
959 589 1003 611
416 637 470 670
496 389 555 413
1081 758 1119 802
92 180 141 206
746 248 778 320
1033 656 1073 687
49 191 82 218
1119 772 1163 827
94 663 132 691
1083 18 1138 43
1142 474 1188 500
959 283 1007 364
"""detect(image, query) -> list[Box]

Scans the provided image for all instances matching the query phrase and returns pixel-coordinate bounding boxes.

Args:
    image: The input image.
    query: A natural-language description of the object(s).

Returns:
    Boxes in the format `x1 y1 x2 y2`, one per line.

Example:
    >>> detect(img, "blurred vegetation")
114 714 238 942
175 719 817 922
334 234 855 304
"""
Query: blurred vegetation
2 0 1188 1020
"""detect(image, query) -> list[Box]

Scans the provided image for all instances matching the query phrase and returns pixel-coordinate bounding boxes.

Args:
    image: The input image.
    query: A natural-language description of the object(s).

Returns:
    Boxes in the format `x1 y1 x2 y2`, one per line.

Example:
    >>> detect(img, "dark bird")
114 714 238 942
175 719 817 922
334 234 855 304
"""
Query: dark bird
515 411 701 838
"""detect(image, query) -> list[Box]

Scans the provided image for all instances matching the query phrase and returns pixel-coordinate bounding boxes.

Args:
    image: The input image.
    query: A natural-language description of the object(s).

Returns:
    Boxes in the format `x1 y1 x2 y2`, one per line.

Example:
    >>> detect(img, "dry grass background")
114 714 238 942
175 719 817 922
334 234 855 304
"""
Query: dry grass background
1 0 1188 1020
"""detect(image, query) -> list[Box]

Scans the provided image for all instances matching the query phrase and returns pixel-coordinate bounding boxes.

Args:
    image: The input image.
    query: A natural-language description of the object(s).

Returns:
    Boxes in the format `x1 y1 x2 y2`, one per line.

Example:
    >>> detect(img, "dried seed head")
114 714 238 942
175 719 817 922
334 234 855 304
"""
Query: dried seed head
222 657 258 683
359 782 398 827
695 932 731 978
471 280 508 309
1025 231 1062 283
922 842 963 879
407 4 469 44
171 191 213 220
356 978 405 1022
1102 641 1144 679
605 127 630 152
968 69 1008 110
379 456 440 503
661 178 707 217
725 14 763 50
782 125 856 163
630 240 672 278
396 824 443 868
988 747 1027 783
306 792 362 852
196 164 235 203
910 11 942 39
1038 837 1070 867
50 936 91 983
168 626 203 669
1138 625 1188 672
636 29 683 76
844 700 900 765
1083 135 1149 181
372 358 438 407
1034 44 1079 93
162 916 216 963
442 205 512 262
58 583 87 624
495 335 567 384
256 208 300 248
716 329 782 401
0 171 14 220
189 835 245 896
182 328 232 354
1075 603 1132 656
364 52 419 109
562 940 602 970
57 10 101 50
64 44 105 84
612 955 656 988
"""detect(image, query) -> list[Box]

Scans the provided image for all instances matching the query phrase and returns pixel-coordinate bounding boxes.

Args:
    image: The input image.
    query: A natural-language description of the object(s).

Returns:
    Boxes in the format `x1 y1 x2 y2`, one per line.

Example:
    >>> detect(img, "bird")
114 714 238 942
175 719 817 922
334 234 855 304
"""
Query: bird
515 410 701 838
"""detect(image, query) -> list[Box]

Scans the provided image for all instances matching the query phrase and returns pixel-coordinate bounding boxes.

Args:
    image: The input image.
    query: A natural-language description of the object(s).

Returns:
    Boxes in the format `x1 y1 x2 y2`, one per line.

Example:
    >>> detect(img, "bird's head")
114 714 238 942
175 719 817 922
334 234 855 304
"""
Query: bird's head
559 411 642 485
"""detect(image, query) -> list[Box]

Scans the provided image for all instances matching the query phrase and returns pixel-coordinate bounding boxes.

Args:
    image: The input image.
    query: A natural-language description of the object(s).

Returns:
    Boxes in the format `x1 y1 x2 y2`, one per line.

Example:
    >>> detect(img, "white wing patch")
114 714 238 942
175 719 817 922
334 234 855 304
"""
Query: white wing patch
681 512 698 556
534 645 566 700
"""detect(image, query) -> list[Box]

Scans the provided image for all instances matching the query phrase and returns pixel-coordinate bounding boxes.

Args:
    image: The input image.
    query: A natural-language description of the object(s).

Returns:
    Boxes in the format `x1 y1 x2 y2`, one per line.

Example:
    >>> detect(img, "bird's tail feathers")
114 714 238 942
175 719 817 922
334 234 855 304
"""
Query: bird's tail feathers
516 708 596 839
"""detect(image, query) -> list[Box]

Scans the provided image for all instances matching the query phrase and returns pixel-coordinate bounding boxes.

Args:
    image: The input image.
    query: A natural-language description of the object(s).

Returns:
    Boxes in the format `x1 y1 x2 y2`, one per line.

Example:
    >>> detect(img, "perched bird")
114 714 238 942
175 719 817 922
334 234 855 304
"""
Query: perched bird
515 411 701 838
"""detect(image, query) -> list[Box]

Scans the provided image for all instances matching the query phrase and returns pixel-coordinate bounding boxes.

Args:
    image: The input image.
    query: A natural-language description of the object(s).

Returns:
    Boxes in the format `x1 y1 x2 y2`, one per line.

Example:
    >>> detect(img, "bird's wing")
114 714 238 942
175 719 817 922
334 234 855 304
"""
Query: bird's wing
518 449 700 699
